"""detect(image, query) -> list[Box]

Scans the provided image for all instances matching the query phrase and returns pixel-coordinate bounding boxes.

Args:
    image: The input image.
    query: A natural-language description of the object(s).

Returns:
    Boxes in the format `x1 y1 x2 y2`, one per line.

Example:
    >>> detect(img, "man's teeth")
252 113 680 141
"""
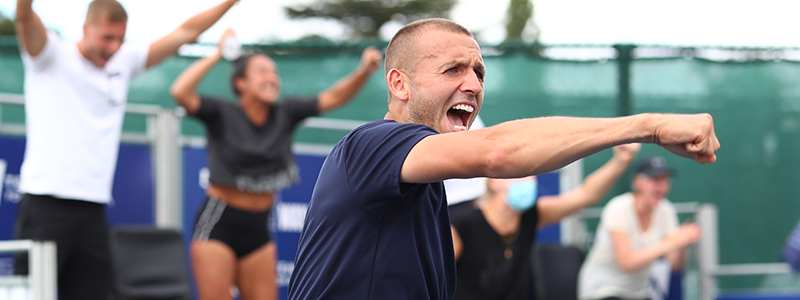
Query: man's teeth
454 125 467 131
451 104 474 112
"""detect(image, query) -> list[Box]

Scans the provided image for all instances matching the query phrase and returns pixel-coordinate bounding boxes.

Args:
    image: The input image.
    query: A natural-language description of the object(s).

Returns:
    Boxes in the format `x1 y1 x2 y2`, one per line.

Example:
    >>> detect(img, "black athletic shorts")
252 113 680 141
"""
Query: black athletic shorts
192 197 272 258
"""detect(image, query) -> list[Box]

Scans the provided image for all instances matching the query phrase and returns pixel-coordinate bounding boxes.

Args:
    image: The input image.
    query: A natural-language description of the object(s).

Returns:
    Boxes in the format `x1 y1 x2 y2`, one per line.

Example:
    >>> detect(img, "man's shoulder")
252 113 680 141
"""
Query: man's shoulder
113 42 149 60
348 120 436 138
335 120 437 157
353 119 402 132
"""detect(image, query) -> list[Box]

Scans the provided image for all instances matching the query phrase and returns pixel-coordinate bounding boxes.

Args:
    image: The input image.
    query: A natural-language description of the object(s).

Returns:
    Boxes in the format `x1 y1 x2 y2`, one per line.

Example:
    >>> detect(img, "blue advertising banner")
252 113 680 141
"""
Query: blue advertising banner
107 144 155 226
536 172 560 244
0 136 154 236
0 136 25 242
0 135 154 276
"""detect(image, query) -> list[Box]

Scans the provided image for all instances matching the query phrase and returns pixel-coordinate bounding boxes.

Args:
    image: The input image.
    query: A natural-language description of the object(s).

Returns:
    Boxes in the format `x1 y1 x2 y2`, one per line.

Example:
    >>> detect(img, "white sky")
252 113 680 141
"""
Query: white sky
1 0 800 47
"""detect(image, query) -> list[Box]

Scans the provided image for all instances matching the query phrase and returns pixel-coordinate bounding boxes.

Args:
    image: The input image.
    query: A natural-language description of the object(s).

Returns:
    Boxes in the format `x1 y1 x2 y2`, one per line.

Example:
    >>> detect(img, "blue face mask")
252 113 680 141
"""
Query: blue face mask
506 179 538 212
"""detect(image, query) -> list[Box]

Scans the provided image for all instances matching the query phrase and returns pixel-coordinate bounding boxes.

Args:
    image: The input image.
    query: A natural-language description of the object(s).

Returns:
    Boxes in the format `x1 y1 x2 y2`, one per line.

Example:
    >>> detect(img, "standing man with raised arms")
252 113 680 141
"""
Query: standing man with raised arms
288 18 719 300
13 1 240 299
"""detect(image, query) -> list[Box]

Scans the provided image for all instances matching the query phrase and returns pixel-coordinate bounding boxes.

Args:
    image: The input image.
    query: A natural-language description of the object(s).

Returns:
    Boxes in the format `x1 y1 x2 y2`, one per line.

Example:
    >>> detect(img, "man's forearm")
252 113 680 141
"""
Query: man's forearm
480 114 653 178
402 112 716 184
16 0 34 21
147 0 237 68
179 0 237 38
15 0 48 57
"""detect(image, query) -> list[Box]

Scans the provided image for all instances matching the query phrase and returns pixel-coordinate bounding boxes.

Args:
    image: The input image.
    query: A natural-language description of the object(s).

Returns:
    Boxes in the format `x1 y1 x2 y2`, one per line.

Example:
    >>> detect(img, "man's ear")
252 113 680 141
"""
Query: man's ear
386 69 410 102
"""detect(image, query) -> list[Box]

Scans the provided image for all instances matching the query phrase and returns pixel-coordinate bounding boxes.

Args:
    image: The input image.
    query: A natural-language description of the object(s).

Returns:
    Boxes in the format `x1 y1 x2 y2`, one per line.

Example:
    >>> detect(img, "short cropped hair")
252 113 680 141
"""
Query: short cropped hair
86 0 128 24
385 18 473 76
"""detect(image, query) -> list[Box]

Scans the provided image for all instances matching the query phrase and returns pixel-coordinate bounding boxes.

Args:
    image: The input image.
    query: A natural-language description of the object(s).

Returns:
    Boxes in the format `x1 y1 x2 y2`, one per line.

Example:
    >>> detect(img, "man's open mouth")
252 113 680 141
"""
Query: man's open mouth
447 104 474 131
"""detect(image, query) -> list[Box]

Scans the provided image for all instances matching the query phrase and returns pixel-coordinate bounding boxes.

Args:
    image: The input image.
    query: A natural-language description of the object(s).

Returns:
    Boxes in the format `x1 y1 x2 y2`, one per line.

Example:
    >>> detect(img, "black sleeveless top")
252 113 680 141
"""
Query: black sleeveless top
451 204 540 300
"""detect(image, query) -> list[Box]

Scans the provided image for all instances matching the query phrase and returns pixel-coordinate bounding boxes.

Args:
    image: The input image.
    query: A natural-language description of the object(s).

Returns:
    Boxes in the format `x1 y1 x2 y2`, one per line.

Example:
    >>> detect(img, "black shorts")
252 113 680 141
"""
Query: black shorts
192 197 272 258
14 194 112 300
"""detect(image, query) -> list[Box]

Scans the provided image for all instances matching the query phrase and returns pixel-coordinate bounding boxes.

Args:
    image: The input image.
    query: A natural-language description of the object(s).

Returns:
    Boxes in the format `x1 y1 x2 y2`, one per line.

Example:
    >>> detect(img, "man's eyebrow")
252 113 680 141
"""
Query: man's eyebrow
439 59 484 71
474 61 486 74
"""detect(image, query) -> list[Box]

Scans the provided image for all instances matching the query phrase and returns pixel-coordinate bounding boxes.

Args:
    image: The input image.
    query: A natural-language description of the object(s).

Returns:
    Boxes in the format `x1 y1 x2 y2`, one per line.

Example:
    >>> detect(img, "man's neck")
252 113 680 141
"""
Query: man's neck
76 39 96 67
384 111 399 122
384 100 404 123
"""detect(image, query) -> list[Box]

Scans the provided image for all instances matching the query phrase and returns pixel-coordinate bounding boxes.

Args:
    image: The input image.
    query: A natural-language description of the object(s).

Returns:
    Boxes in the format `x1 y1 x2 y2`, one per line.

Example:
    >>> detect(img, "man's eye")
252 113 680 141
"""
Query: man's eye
445 67 458 74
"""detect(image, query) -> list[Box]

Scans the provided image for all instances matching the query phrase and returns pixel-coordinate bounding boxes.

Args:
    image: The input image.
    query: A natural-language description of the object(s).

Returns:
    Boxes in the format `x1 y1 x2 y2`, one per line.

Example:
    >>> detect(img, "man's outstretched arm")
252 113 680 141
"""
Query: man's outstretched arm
15 0 48 57
401 113 719 183
146 0 238 68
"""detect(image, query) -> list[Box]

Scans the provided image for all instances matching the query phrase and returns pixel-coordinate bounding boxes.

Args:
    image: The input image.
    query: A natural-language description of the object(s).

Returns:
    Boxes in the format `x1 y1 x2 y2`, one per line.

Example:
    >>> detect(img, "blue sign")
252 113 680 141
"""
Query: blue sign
0 135 25 242
0 135 154 277
0 136 154 234
536 172 560 244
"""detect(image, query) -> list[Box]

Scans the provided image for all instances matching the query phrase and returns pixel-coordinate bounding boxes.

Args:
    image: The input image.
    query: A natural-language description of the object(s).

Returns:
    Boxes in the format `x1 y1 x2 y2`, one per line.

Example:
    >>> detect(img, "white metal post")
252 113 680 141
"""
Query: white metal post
30 241 57 300
153 109 183 229
0 240 57 300
559 159 586 248
697 204 718 300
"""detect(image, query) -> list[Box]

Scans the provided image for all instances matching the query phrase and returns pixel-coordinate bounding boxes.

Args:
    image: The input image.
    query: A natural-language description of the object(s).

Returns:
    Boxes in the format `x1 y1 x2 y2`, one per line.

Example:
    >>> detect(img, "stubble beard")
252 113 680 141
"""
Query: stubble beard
405 81 443 133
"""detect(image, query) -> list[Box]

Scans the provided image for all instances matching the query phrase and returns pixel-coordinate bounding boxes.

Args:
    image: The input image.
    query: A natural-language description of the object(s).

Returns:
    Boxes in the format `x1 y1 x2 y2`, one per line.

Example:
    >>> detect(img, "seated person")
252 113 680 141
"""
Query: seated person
578 156 702 300
451 143 640 300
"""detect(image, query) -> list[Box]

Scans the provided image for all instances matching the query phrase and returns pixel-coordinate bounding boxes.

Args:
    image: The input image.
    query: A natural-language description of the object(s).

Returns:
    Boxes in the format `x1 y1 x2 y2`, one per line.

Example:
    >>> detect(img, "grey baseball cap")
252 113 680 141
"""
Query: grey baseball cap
635 156 675 177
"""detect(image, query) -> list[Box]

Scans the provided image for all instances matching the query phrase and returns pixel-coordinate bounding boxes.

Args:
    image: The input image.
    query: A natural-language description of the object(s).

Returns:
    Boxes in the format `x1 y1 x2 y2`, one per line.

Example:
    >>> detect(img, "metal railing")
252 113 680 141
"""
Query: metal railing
0 240 57 300
0 92 184 230
562 202 792 300
0 93 368 229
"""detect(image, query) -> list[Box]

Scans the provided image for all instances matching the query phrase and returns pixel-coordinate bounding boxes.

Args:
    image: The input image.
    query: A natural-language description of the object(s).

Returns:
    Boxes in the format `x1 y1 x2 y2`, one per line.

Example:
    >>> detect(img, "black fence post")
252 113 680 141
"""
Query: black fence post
614 44 635 117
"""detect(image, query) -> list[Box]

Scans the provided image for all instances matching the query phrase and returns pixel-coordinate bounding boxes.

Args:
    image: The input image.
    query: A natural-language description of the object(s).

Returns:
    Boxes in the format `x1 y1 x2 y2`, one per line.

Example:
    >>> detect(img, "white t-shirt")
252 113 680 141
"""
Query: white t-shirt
19 32 149 203
444 116 486 205
578 192 679 300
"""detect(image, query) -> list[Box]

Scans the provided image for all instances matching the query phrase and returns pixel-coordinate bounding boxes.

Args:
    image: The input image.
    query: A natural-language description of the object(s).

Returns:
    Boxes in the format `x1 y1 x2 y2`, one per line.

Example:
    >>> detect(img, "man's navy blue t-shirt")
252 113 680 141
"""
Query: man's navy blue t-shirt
288 120 456 300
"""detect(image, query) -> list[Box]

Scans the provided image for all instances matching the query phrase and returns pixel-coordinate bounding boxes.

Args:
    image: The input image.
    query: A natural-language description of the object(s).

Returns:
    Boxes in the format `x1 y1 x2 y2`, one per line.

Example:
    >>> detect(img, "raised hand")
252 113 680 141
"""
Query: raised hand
360 46 383 74
665 223 702 249
217 28 236 54
612 143 641 164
